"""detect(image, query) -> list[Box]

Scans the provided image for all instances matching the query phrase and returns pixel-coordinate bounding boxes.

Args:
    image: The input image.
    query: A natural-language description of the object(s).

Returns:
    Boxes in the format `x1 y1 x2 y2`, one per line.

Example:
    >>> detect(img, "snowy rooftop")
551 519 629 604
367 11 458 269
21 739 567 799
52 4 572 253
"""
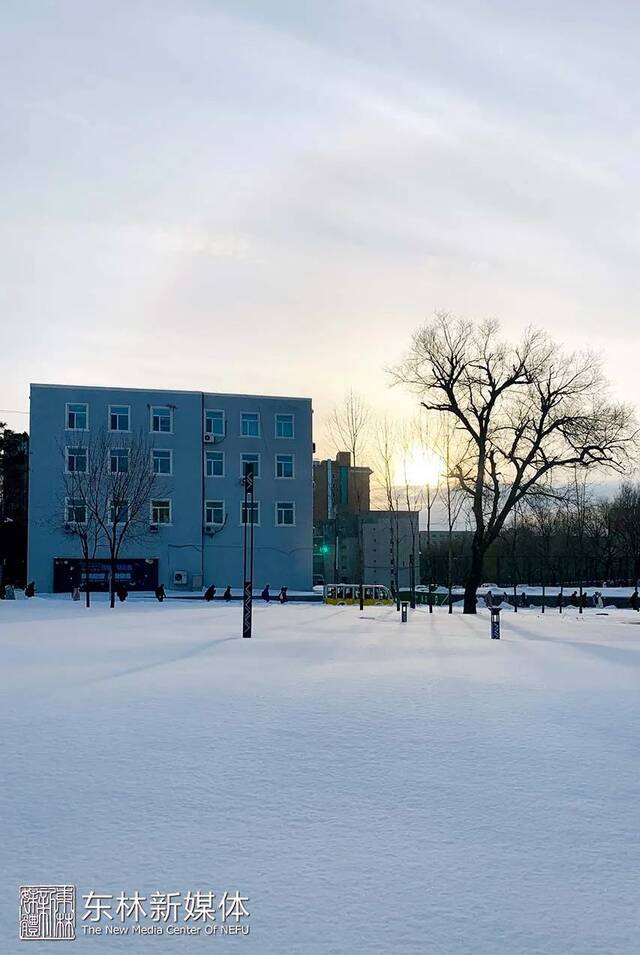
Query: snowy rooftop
1 598 638 953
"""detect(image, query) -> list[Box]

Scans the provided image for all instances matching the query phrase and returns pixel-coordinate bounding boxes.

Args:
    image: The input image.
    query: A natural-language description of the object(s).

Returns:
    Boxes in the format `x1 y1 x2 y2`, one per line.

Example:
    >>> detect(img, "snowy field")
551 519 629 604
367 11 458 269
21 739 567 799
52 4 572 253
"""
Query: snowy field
1 598 639 954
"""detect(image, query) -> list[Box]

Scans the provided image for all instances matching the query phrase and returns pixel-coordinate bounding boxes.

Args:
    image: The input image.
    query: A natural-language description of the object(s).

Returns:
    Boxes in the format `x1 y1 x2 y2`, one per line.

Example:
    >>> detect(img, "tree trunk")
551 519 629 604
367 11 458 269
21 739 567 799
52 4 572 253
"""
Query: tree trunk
110 556 116 609
85 555 91 608
463 540 484 614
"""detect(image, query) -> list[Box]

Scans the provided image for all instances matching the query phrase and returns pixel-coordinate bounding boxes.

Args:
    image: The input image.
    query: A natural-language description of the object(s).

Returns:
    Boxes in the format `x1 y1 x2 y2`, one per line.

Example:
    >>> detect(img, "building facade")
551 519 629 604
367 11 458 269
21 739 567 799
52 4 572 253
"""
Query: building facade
313 451 371 523
28 384 313 592
314 508 416 589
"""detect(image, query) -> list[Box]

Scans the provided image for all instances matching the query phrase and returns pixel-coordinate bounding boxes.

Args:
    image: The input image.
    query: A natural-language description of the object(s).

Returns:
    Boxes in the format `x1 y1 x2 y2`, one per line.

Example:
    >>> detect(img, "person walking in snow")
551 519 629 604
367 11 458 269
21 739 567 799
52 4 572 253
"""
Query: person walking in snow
223 585 232 601
204 584 216 602
278 586 288 604
261 584 271 603
154 583 166 603
484 590 493 609
569 591 579 607
25 581 35 598
630 589 639 612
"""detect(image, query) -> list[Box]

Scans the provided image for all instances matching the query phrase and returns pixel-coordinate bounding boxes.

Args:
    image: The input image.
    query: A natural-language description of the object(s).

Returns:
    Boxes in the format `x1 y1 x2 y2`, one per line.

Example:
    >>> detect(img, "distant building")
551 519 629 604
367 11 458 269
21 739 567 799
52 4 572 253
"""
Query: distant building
28 384 313 593
313 451 371 523
314 508 416 589
361 510 415 590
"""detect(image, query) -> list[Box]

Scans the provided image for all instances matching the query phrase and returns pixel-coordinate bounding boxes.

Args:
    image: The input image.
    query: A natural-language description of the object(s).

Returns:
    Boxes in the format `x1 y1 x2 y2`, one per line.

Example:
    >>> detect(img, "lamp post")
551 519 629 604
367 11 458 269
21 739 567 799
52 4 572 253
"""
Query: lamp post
242 463 255 639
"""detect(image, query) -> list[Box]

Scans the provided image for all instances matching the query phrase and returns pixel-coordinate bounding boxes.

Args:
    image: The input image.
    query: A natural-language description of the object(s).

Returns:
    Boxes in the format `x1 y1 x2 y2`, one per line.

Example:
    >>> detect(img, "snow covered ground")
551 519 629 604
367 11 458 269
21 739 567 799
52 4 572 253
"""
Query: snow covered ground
1 598 639 953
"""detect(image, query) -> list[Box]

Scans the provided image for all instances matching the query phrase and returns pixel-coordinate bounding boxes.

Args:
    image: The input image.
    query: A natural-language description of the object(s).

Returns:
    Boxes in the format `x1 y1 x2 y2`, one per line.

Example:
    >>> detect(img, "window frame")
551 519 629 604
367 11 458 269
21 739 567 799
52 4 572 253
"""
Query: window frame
205 449 225 478
150 498 172 526
110 447 130 474
150 405 173 435
109 404 131 433
275 413 295 439
65 446 88 475
65 497 87 525
65 402 89 432
240 412 261 438
109 498 130 525
151 448 173 476
275 453 295 479
240 452 261 479
275 501 296 527
204 409 225 437
204 499 225 526
240 500 261 527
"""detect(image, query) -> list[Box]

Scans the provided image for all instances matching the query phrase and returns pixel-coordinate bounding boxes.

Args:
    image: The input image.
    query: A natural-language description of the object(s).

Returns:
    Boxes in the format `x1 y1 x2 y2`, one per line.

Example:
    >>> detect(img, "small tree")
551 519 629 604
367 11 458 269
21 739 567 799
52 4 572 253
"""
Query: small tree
59 429 164 607
60 461 103 607
434 413 467 612
326 389 370 467
393 314 637 612
373 416 402 603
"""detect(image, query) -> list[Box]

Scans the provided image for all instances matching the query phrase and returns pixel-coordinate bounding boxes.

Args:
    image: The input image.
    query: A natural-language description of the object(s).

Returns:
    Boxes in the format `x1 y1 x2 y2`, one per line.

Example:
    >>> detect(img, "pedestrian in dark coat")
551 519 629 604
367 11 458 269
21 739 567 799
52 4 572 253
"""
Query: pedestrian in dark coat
116 583 128 602
569 591 579 607
204 584 216 602
25 581 35 598
223 585 232 601
261 584 271 603
154 584 166 603
630 589 639 611
278 586 288 604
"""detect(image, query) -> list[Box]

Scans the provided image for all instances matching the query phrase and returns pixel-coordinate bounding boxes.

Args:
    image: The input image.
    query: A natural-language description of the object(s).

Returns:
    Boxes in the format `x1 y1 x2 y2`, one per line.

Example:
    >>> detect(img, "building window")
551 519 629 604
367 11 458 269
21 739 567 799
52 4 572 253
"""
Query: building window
110 500 129 524
205 450 224 477
66 402 88 431
241 412 260 437
205 409 225 436
152 449 172 475
275 413 294 438
66 447 87 474
241 453 261 478
275 453 294 478
110 448 129 473
151 499 171 525
240 501 260 526
276 502 295 526
109 405 130 432
205 500 225 525
65 498 86 524
151 405 172 433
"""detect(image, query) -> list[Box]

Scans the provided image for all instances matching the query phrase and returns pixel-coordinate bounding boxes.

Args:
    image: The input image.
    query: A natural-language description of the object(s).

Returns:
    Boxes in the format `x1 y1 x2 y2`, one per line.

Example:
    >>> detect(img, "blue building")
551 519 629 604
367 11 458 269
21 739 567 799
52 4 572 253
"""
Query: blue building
28 384 313 593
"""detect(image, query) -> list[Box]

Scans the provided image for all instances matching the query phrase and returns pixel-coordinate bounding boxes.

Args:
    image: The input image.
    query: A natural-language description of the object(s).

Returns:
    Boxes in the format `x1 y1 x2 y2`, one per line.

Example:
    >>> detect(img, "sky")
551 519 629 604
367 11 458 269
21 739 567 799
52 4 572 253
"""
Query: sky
2 0 640 458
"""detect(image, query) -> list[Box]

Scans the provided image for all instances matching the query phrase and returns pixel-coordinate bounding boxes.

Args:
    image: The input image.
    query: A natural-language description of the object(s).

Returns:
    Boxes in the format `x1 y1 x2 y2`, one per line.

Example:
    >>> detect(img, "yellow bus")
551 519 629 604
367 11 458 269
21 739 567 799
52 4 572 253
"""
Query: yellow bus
323 584 394 606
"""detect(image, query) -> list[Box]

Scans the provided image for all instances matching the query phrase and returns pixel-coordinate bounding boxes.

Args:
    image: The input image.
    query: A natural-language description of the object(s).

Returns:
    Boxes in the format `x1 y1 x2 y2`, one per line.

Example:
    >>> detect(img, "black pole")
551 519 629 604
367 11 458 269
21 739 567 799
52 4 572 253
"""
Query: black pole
409 552 416 610
242 464 254 639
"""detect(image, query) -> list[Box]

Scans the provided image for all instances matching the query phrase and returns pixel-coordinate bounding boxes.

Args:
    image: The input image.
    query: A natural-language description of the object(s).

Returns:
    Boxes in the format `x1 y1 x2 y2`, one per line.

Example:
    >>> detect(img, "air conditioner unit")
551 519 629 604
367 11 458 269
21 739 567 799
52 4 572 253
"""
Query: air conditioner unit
203 433 214 443
173 570 188 586
149 523 159 533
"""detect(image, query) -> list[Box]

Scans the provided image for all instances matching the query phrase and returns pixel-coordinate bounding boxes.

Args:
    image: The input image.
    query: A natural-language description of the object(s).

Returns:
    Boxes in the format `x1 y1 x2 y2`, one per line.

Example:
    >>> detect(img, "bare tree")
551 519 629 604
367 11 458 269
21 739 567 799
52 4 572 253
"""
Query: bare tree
59 429 165 607
434 412 467 612
372 416 402 605
326 389 370 467
393 314 637 612
60 458 103 607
